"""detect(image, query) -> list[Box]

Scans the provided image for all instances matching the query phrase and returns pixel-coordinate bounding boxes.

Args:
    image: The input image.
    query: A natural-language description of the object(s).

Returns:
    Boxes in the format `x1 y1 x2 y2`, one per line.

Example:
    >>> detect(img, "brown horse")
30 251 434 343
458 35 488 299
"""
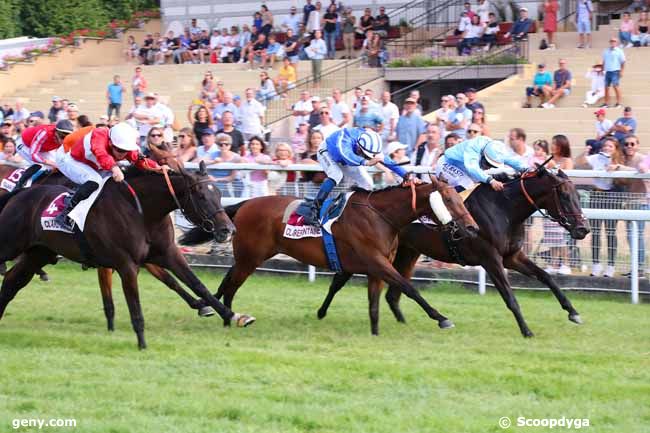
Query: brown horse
0 163 253 349
316 167 591 337
181 179 480 335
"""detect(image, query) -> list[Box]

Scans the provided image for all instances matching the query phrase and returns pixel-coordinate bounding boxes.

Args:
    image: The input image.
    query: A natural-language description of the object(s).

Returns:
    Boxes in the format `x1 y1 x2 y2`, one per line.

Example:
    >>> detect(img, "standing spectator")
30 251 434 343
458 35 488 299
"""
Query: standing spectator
373 7 390 38
196 129 220 172
291 121 310 155
212 92 238 130
465 88 484 113
505 7 532 41
341 8 356 59
543 0 559 48
331 88 351 127
217 111 245 154
524 63 553 108
282 6 301 33
291 90 313 128
283 29 301 73
106 75 125 119
586 108 613 152
189 18 203 36
413 124 443 178
508 127 533 164
359 8 375 34
47 97 64 124
306 2 322 33
269 142 295 195
444 93 472 140
432 95 454 137
314 106 339 138
145 126 165 152
131 93 162 147
583 63 605 107
541 58 572 109
408 90 423 115
619 12 635 47
186 104 213 142
471 108 490 137
353 96 383 131
11 100 30 124
457 15 484 56
200 71 217 101
576 0 593 48
176 127 197 162
380 91 399 144
308 97 323 129
303 0 316 26
239 88 266 141
462 1 476 20
243 136 273 197
482 13 499 51
323 4 338 59
65 103 80 128
575 137 623 277
306 30 327 85
131 67 147 102
610 106 636 145
212 133 243 197
0 137 23 163
602 37 625 109
477 0 491 23
397 97 427 153
260 5 274 36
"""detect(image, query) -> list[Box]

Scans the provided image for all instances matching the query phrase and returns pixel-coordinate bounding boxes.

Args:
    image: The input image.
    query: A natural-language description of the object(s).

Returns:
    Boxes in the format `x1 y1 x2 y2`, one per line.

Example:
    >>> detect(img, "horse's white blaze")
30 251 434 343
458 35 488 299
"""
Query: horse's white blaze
429 191 452 225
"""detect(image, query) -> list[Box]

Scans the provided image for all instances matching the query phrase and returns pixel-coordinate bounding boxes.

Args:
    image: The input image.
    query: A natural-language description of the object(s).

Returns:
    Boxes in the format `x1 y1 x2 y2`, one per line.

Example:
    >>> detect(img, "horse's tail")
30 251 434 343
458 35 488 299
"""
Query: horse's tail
0 188 27 214
225 199 248 219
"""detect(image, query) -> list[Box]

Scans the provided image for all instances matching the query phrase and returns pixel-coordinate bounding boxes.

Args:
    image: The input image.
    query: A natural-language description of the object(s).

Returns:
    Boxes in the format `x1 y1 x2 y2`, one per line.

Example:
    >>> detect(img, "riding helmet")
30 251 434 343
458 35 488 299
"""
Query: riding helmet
482 140 507 168
109 122 140 152
55 119 75 135
357 129 383 159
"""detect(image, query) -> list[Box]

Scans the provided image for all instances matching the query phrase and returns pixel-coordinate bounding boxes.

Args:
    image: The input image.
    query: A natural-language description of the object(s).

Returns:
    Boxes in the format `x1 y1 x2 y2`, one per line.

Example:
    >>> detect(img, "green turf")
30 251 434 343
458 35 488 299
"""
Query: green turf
0 263 648 433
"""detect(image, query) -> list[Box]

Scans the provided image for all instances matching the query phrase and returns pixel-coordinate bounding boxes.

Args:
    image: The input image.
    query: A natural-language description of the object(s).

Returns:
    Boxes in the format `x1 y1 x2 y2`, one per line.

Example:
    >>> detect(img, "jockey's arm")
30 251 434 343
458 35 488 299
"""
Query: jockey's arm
381 155 408 179
463 150 491 184
128 151 160 170
503 154 530 173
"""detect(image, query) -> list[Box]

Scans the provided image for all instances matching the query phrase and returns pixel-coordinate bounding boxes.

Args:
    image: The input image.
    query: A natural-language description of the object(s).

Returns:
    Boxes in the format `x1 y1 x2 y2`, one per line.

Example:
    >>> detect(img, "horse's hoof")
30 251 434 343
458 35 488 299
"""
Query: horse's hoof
39 273 50 282
569 314 583 325
523 330 535 338
198 306 216 317
317 309 326 320
438 319 455 329
235 314 255 327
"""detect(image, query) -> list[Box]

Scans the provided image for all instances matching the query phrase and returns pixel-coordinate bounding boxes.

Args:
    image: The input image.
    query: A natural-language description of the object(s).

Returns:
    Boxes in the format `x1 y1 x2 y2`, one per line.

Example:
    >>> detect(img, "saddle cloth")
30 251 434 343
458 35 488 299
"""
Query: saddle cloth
0 168 27 192
283 192 353 239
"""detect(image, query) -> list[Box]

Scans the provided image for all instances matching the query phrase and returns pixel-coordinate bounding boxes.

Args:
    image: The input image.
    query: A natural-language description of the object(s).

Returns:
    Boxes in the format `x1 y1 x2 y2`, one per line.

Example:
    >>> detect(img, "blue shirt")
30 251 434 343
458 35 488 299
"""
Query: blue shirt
444 137 529 183
353 110 383 129
613 116 636 141
196 143 220 161
107 83 124 104
449 106 473 139
212 103 238 128
602 47 625 72
266 42 282 55
533 71 553 87
576 0 593 21
396 113 426 152
325 128 407 177
512 18 532 35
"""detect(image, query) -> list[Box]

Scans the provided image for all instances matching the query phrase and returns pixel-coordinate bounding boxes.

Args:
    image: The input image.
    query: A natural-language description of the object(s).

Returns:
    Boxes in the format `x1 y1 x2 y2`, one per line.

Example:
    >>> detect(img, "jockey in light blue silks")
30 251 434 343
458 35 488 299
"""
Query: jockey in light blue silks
298 127 415 225
436 136 529 192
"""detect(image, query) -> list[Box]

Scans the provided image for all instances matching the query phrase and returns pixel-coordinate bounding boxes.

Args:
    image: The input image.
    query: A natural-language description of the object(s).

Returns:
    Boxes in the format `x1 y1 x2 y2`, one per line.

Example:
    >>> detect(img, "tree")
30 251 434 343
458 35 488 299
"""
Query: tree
0 0 21 39
19 0 109 37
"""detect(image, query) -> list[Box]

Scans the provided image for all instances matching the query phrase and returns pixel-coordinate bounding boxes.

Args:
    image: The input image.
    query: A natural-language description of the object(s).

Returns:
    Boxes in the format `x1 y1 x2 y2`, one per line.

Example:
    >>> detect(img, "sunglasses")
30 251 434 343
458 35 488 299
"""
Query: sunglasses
178 134 187 138
150 134 163 138
320 111 330 115
218 142 230 146
624 142 637 147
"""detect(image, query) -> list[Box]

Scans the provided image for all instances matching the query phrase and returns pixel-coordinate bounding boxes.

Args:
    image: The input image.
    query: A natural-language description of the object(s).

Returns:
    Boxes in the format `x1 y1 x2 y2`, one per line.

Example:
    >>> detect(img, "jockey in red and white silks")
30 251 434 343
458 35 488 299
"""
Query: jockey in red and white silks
17 120 74 167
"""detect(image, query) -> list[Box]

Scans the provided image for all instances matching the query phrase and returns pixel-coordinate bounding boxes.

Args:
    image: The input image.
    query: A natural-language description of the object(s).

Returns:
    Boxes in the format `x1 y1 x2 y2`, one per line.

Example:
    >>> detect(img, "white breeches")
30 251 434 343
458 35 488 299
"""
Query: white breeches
56 151 104 185
317 149 373 190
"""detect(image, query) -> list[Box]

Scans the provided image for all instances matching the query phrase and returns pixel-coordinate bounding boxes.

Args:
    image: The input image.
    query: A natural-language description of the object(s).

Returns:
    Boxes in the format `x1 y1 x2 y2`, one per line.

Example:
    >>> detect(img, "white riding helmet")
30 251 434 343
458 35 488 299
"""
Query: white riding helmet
482 139 507 168
357 129 384 159
109 122 139 152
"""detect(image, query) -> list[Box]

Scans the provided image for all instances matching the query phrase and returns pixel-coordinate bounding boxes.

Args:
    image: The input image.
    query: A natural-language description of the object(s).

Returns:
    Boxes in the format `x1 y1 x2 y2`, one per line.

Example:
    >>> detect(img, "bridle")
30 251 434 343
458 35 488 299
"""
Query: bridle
161 166 225 233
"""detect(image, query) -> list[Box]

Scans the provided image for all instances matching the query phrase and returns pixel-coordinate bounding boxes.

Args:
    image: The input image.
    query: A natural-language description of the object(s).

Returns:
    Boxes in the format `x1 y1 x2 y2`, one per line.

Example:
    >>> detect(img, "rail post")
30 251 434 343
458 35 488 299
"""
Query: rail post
478 266 486 295
630 221 639 304
308 265 316 283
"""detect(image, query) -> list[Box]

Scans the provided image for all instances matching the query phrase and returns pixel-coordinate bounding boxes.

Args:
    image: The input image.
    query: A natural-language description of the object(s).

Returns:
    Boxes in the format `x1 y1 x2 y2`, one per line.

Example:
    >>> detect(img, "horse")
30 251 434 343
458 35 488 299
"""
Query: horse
0 162 254 349
315 166 591 337
181 178 480 335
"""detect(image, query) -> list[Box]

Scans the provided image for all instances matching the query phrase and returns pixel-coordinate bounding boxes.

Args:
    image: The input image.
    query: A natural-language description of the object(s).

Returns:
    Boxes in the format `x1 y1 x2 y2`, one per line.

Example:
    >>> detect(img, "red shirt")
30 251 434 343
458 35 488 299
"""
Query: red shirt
70 127 159 171
20 125 61 163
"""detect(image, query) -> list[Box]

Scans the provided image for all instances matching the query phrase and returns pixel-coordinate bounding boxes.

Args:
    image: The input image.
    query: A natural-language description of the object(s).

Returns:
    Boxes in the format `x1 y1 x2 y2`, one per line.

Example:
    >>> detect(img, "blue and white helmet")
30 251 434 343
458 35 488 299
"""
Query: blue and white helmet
357 129 384 159
482 139 507 168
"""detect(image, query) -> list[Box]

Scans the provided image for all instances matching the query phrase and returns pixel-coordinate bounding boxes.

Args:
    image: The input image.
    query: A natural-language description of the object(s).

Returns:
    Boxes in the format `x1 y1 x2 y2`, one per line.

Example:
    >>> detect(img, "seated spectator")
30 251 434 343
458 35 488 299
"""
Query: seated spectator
282 6 301 33
586 108 613 153
505 7 533 41
265 34 283 68
373 7 390 38
172 29 191 64
211 133 243 197
314 106 339 138
444 93 472 140
125 35 139 61
413 124 442 178
234 25 251 63
457 15 484 55
353 96 384 131
291 121 310 155
256 71 278 103
200 71 217 101
619 12 635 47
635 11 650 47
583 63 605 107
268 142 295 195
360 29 375 66
611 106 637 145
247 33 269 70
146 126 165 152
243 136 273 197
529 138 550 167
455 11 471 36
210 28 222 54
275 57 297 96
482 13 499 50
176 127 197 162
0 137 23 163
542 58 572 109
471 108 490 137
155 31 175 64
359 8 375 34
216 110 245 155
524 63 552 108
139 33 154 65
187 104 214 141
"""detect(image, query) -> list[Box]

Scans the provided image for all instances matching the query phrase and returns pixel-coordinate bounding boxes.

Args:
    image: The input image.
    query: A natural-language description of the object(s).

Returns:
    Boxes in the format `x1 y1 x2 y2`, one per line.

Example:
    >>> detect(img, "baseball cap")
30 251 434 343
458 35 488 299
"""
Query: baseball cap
30 111 45 119
594 108 606 116
386 141 408 155
144 92 157 99
1 120 12 126
201 128 215 136
311 96 321 102
52 96 62 102
67 103 79 112
233 95 241 101
537 63 545 68
519 6 528 11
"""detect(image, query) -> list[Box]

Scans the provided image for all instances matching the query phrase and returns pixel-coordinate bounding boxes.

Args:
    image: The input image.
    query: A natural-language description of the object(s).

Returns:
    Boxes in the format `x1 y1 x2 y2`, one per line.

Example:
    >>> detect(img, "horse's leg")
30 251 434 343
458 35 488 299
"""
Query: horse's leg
482 255 534 338
214 262 258 327
116 264 147 350
144 263 215 317
97 267 115 331
0 262 7 276
317 272 353 319
36 269 49 282
367 255 453 330
367 276 384 335
504 250 582 324
385 245 421 324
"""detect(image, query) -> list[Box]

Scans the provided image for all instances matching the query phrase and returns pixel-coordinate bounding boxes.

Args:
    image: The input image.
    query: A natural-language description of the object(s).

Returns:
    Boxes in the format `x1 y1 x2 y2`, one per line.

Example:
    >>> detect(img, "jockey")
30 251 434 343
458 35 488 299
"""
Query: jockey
298 127 415 225
436 136 529 192
54 122 160 226
14 120 75 188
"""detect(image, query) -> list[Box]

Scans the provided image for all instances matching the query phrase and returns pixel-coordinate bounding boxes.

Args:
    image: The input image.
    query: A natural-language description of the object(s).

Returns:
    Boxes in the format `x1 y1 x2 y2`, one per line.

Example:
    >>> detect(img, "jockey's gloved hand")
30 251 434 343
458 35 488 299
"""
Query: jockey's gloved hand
111 166 125 182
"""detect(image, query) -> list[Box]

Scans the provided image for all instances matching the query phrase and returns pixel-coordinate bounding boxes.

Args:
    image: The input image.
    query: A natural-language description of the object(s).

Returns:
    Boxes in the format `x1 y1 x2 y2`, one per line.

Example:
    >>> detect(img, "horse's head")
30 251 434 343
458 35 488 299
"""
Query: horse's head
523 166 590 240
427 174 479 240
176 161 236 243
148 142 184 171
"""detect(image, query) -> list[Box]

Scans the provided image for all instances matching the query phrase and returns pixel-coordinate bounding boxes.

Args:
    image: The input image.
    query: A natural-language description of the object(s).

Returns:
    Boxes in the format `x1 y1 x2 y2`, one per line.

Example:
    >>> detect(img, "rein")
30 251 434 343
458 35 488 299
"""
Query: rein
517 170 581 227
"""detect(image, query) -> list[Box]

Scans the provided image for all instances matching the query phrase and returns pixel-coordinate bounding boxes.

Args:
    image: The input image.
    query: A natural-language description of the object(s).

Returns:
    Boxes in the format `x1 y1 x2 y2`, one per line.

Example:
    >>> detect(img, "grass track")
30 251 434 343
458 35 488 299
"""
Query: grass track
0 263 649 433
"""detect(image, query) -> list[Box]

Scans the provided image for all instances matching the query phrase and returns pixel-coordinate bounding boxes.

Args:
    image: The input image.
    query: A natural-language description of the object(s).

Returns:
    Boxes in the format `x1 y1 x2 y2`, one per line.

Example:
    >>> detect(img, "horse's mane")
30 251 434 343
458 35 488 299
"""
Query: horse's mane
350 184 406 194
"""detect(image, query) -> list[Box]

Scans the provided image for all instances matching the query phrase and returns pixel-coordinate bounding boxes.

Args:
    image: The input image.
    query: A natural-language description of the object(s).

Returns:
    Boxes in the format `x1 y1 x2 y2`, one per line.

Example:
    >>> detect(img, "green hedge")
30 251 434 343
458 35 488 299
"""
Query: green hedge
387 54 527 68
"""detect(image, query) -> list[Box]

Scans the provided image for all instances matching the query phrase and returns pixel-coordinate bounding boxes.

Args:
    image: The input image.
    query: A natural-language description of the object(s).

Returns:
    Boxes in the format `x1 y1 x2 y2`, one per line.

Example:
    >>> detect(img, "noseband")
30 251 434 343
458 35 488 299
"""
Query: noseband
519 171 584 229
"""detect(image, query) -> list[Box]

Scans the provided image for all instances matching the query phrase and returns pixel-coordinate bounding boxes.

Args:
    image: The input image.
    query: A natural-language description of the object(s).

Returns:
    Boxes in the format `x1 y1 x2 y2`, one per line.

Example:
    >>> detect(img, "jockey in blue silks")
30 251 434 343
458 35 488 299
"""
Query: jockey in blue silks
436 136 529 192
298 127 416 225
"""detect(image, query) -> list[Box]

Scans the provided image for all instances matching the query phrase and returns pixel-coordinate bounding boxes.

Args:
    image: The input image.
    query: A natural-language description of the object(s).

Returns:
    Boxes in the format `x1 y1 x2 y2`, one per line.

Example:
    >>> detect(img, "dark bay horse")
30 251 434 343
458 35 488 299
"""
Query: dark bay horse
181 179 480 335
0 163 253 349
316 167 591 337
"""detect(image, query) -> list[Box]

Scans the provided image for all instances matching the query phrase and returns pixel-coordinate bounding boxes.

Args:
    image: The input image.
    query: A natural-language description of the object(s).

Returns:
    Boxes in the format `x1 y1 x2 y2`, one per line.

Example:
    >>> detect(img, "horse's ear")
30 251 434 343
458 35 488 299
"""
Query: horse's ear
557 169 568 179
199 160 207 177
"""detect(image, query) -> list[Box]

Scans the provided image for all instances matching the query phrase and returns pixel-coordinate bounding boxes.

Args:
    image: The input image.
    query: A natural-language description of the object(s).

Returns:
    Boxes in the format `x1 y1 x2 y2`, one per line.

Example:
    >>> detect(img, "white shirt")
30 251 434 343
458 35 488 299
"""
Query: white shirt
416 145 442 182
11 108 31 123
381 101 400 132
509 145 535 167
586 70 605 93
458 16 471 32
282 14 301 33
239 98 265 134
477 0 491 23
595 119 613 138
134 105 163 137
293 99 312 126
314 123 339 139
307 10 321 32
155 103 174 127
331 100 351 126
586 153 614 190
465 24 484 39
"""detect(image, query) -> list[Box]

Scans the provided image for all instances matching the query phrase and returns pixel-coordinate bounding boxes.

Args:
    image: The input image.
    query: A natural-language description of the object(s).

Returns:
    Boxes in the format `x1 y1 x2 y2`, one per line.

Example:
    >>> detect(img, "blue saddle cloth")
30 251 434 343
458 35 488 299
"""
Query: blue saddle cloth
320 194 345 273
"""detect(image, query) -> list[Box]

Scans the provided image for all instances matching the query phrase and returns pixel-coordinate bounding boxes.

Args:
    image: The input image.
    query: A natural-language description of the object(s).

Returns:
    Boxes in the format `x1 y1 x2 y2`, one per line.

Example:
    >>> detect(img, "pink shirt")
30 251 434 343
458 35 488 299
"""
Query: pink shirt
620 19 634 32
245 153 272 181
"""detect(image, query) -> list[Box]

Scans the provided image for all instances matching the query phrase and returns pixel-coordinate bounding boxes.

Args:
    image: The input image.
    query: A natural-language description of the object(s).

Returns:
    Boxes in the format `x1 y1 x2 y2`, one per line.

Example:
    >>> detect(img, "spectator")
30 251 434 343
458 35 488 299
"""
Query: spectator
146 126 165 152
65 103 80 128
353 96 383 131
636 11 650 47
455 11 471 36
457 15 484 56
199 71 217 101
47 96 64 124
413 124 442 178
477 0 490 23
186 104 214 141
611 106 636 145
256 71 278 103
211 92 236 127
104 75 125 120
575 137 623 277
541 58 572 109
291 90 312 128
480 13 499 51
265 34 283 68
327 89 349 128
268 142 295 195
196 129 221 176
239 88 266 140
507 127 533 165
1 120 16 140
176 127 197 162
139 33 154 65
76 115 92 128
543 0 559 48
173 29 191 64
282 6 301 33
380 91 399 144
247 33 269 70
583 63 605 107
619 12 635 47
359 8 375 34
125 35 139 61
11 100 30 124
275 57 297 95
523 63 553 108
303 0 316 26
341 8 356 59
306 30 327 85
217 111 245 154
444 93 472 140
131 67 147 102
234 25 252 63
314 106 339 138
576 0 593 48
529 138 550 167
212 133 243 197
323 4 338 59
432 95 454 137
253 11 263 33
602 37 625 108
465 88 485 113
260 5 274 35
306 1 322 33
471 108 490 137
466 123 482 139
397 97 427 153
1 102 13 121
462 1 476 20
155 31 175 65
505 7 532 41
408 90 423 115
0 137 23 163
373 7 390 38
283 28 300 69
291 121 310 155
367 33 383 67
586 108 613 153
624 135 649 274
130 93 162 147
189 18 203 36
308 97 323 129
243 136 273 197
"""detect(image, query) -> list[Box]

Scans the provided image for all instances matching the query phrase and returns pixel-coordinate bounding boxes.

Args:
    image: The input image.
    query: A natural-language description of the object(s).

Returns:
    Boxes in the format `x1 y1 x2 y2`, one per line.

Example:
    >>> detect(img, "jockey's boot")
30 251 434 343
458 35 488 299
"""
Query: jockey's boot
301 177 336 226
54 181 99 227
13 164 42 190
